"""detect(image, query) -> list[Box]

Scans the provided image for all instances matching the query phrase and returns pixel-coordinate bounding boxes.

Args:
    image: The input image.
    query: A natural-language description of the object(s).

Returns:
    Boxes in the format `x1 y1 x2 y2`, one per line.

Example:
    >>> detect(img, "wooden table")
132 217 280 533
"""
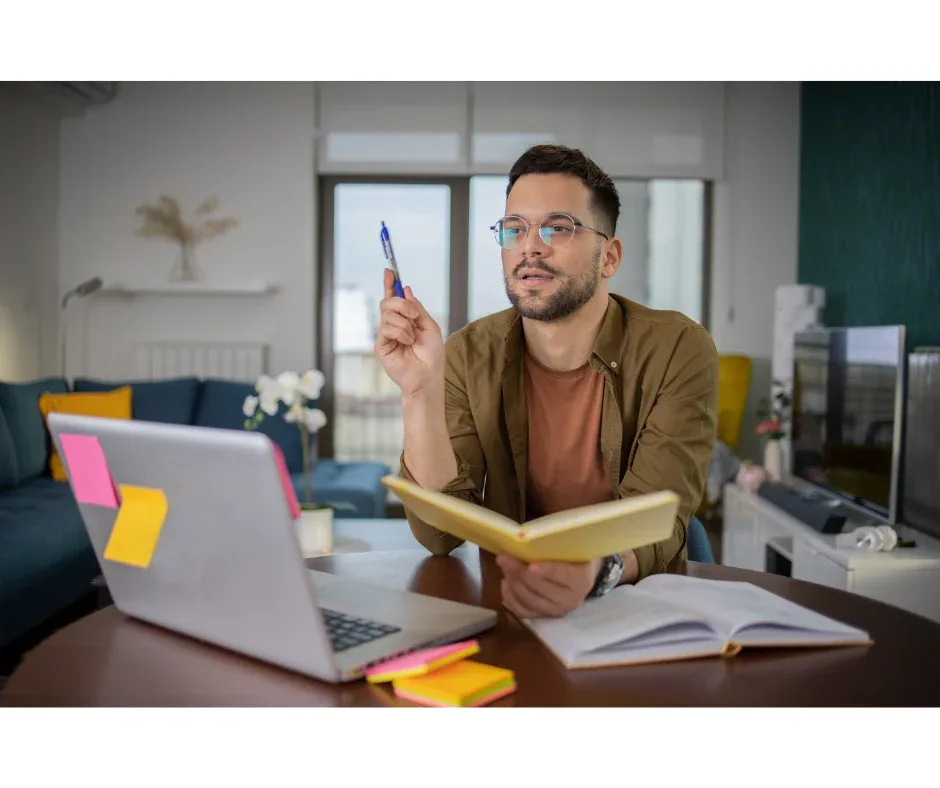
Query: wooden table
4 546 940 706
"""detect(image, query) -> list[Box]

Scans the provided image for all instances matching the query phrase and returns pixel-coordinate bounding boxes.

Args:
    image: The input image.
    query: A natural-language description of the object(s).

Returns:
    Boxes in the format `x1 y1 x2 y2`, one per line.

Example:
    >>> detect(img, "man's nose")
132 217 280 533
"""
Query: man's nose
521 224 548 257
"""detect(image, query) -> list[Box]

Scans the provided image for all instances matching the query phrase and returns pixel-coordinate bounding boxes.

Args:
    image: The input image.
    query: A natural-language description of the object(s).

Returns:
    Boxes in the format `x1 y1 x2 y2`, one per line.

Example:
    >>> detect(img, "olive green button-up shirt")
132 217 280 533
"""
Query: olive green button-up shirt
399 293 718 581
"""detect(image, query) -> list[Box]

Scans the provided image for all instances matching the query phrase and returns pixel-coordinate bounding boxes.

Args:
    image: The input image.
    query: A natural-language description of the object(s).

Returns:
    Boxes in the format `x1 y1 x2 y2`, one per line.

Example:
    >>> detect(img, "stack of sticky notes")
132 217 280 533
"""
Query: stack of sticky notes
364 640 516 707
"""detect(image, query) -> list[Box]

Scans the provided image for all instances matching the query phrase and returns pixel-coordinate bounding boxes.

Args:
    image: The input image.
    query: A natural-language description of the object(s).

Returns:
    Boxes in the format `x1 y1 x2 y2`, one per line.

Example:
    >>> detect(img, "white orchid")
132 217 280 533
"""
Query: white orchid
242 394 259 417
275 370 301 404
259 390 280 416
243 368 328 508
298 369 325 400
304 407 327 432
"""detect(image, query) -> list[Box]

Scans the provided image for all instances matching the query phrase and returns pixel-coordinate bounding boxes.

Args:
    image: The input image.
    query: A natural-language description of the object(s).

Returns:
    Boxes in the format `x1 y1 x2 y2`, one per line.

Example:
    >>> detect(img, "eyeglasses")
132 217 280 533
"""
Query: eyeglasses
490 212 609 250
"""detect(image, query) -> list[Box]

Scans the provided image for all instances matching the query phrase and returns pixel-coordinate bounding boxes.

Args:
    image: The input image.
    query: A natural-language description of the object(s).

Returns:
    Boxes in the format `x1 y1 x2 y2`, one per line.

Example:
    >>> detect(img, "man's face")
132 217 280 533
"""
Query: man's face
500 173 611 323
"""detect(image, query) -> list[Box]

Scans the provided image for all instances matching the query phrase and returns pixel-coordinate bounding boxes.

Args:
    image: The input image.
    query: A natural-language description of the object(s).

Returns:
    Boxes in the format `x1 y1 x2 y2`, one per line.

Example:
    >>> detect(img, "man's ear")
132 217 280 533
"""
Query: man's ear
600 237 623 279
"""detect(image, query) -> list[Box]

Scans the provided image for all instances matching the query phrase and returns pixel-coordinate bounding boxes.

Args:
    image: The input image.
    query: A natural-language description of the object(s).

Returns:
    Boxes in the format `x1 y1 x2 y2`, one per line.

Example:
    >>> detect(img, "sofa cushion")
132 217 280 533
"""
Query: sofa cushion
0 477 99 646
73 376 201 425
0 377 69 481
38 387 133 480
293 460 391 519
194 378 304 473
0 404 18 489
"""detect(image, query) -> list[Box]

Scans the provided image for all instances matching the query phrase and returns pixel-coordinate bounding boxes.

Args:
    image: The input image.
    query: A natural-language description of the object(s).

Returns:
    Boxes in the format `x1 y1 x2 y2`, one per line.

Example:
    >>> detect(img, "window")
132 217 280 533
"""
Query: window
468 176 511 322
321 181 456 471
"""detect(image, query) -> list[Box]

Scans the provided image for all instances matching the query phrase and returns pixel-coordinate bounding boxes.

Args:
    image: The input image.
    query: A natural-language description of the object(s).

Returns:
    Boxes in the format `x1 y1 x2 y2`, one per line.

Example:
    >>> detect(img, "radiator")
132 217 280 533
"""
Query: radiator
133 341 270 382
902 347 940 535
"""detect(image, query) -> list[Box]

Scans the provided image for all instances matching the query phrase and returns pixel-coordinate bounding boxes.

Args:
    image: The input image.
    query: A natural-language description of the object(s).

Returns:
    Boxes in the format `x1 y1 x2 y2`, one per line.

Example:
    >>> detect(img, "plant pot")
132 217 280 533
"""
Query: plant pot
763 439 783 482
295 507 333 557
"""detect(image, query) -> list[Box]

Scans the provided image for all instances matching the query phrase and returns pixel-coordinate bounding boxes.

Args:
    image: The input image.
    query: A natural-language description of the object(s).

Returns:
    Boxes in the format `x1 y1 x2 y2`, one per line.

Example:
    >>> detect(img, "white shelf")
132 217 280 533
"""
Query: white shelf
100 281 279 297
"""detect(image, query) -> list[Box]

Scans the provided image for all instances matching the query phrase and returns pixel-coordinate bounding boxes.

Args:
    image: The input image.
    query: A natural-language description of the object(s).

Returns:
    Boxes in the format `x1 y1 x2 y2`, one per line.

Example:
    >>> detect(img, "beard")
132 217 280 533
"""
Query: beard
505 245 602 323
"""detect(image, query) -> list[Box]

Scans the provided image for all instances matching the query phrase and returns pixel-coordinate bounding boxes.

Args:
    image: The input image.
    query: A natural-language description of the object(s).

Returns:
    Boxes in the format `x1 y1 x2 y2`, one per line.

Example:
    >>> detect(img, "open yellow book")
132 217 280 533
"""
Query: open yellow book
381 475 679 563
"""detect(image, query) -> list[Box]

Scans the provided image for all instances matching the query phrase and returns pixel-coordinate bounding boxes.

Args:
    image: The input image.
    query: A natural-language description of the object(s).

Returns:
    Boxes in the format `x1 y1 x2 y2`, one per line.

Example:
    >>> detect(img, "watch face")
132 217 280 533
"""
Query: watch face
605 562 622 587
597 555 623 596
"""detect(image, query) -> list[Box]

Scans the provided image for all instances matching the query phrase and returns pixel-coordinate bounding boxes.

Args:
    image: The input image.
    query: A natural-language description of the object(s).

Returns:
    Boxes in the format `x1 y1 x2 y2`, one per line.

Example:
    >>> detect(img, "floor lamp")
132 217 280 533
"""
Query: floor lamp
60 277 103 379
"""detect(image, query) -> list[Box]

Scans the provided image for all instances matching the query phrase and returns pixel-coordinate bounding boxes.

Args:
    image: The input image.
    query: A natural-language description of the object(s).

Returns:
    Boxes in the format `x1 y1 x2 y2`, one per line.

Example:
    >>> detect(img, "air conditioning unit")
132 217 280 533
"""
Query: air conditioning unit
1 81 119 116
40 82 119 106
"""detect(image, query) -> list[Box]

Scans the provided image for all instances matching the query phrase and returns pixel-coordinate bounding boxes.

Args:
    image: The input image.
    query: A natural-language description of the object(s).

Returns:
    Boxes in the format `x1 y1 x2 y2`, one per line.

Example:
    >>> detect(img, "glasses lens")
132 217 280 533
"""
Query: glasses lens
539 214 576 247
494 216 527 249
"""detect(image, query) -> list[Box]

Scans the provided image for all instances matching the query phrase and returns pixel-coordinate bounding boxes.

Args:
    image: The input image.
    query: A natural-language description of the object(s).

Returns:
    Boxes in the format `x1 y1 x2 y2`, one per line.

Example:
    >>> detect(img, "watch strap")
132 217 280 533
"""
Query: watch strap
588 554 623 598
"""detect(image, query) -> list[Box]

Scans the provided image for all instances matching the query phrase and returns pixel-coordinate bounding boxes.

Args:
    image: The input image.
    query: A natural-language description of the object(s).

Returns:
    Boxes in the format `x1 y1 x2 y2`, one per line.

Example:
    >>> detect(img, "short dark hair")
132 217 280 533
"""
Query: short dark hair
506 144 621 236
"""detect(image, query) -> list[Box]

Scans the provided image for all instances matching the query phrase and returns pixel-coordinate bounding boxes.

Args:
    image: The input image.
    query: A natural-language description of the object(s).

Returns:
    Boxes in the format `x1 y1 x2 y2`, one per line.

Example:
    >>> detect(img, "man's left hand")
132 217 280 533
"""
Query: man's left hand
496 554 603 619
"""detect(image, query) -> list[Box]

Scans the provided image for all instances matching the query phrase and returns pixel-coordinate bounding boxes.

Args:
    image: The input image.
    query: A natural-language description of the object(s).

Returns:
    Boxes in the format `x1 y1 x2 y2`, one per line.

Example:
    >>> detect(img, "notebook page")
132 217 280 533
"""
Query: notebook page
524 584 722 662
637 575 868 644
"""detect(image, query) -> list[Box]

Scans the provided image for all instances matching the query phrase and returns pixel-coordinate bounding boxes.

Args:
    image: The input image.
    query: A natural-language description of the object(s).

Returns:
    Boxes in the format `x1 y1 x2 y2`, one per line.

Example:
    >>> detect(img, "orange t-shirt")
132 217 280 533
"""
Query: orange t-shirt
524 350 614 521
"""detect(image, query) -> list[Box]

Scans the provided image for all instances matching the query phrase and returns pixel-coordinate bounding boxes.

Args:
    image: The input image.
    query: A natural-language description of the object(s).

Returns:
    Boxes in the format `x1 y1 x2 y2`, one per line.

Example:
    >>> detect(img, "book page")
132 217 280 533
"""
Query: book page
637 575 869 645
524 584 722 663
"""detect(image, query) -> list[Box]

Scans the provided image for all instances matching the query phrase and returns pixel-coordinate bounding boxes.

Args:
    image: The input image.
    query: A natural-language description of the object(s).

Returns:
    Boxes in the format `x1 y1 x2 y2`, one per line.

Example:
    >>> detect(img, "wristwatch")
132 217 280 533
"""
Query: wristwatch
588 553 624 599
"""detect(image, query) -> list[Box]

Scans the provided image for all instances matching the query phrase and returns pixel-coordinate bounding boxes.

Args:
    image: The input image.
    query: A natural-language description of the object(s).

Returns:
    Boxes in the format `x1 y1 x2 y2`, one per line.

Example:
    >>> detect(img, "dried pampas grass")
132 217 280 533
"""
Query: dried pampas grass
134 195 238 246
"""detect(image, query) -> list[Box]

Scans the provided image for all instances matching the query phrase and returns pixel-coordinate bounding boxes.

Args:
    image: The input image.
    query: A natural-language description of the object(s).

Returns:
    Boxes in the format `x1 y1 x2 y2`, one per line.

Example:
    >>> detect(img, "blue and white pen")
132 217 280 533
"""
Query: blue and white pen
380 221 405 298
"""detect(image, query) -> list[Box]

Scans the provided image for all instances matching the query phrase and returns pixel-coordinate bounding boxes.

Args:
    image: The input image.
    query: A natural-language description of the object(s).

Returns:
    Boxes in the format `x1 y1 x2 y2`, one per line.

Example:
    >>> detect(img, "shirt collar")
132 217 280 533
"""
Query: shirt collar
501 296 625 376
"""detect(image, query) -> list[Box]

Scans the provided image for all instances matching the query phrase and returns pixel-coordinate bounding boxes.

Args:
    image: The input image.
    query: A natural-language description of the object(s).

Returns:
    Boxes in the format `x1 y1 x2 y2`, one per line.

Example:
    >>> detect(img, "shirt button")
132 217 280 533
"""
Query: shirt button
610 361 618 368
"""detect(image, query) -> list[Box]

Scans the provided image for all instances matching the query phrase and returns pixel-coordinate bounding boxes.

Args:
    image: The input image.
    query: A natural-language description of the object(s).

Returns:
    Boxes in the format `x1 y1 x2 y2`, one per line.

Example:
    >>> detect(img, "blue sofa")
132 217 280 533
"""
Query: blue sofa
0 374 390 651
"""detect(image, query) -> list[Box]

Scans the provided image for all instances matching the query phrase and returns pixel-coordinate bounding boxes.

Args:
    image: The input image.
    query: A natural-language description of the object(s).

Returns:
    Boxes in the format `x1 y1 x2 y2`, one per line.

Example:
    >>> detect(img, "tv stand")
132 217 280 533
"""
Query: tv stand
722 482 940 625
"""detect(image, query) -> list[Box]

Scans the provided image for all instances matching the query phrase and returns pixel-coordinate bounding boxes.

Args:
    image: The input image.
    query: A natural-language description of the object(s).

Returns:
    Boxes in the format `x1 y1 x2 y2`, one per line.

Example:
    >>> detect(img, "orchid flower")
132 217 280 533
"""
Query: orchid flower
243 369 328 509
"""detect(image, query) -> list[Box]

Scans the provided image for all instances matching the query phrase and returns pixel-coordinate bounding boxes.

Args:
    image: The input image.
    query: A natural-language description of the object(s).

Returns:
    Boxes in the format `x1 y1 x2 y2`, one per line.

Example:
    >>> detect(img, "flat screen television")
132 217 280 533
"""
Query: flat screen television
790 325 906 522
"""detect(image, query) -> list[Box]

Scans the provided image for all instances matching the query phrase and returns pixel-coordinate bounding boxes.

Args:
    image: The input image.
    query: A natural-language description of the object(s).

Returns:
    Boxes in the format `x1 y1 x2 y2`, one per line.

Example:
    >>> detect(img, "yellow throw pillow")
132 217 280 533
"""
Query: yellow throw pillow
39 387 133 481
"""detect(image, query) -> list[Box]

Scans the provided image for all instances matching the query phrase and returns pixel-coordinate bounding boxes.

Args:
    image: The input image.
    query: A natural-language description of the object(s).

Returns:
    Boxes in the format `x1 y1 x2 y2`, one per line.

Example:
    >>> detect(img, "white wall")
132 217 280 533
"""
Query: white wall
58 82 317 380
710 82 802 460
0 90 61 381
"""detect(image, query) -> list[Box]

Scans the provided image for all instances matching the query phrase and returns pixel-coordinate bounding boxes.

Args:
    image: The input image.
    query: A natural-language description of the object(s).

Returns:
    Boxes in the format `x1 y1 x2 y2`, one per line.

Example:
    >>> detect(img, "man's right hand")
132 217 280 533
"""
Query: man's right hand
374 268 444 396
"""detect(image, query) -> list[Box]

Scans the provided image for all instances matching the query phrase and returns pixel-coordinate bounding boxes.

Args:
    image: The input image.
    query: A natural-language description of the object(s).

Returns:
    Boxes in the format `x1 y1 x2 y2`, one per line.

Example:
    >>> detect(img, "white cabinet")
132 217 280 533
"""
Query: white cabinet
722 483 940 624
791 540 852 592
722 487 760 571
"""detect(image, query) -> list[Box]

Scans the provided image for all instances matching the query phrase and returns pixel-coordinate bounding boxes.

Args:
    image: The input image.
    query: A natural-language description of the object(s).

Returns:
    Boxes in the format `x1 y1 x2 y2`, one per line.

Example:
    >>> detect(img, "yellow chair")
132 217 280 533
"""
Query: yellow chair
696 354 752 521
716 354 752 453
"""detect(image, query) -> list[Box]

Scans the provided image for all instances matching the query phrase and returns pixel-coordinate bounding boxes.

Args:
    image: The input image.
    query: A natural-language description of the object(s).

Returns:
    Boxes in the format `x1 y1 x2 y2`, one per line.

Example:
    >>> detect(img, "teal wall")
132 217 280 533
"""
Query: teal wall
798 82 940 350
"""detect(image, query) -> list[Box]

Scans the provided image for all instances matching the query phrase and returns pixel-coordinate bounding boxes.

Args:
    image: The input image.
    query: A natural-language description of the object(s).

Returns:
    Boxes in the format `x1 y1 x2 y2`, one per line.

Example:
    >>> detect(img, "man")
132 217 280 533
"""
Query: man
374 144 717 619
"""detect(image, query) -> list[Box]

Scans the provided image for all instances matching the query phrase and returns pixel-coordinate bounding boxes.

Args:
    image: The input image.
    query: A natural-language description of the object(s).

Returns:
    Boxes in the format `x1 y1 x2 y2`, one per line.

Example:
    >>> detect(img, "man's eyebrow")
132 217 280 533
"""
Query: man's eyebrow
503 210 584 221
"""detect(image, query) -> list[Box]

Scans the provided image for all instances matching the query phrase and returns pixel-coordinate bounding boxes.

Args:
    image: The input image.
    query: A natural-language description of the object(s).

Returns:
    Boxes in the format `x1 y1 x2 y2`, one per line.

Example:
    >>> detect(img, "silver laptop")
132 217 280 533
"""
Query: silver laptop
46 412 496 683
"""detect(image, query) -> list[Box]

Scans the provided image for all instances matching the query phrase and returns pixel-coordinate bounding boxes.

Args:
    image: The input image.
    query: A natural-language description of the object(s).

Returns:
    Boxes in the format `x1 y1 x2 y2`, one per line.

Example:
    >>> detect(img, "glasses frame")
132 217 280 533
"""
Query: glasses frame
489 211 610 250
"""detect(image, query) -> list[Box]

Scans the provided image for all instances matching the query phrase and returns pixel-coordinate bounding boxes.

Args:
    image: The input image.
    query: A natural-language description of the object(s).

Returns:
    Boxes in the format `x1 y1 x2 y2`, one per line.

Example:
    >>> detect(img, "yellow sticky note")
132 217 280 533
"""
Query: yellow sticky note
103 485 168 568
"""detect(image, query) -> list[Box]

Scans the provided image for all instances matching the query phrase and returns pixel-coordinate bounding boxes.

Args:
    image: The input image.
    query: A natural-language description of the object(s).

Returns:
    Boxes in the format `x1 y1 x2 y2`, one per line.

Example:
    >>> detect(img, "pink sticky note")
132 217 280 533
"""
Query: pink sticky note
365 640 481 683
272 442 301 520
59 433 119 508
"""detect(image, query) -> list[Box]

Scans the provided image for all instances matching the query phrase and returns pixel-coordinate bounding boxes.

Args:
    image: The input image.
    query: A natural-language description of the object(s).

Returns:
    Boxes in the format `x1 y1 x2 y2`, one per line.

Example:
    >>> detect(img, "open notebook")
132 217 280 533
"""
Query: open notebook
382 475 678 563
523 574 872 669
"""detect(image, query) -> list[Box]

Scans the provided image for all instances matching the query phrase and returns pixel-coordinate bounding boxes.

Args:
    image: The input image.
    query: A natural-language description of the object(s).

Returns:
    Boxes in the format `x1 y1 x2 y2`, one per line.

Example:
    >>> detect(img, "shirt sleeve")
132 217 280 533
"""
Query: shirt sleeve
399 335 487 555
620 325 719 580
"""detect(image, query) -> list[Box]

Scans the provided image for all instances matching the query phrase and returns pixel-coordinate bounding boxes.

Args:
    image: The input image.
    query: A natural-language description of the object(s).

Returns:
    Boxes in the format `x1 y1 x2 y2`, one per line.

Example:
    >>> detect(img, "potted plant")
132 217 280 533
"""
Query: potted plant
242 369 354 555
755 379 792 482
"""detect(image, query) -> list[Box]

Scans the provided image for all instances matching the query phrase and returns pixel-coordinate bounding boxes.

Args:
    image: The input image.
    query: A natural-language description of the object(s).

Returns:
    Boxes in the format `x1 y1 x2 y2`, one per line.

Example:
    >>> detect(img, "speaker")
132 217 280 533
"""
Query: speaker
757 481 847 534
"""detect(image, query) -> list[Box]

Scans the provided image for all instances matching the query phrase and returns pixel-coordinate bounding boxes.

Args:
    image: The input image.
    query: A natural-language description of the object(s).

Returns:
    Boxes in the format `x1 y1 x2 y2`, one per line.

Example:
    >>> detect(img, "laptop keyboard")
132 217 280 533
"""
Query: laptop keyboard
320 607 401 653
